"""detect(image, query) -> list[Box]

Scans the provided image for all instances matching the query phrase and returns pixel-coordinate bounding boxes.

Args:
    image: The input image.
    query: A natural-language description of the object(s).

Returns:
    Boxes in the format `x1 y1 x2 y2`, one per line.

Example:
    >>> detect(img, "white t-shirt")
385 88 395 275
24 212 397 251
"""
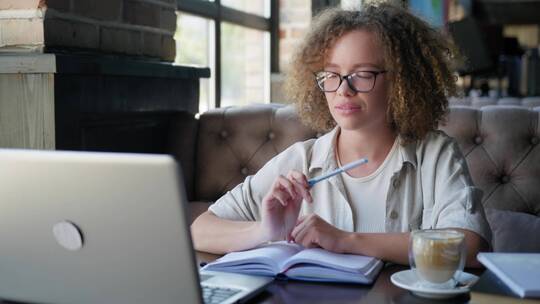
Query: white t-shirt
339 139 401 232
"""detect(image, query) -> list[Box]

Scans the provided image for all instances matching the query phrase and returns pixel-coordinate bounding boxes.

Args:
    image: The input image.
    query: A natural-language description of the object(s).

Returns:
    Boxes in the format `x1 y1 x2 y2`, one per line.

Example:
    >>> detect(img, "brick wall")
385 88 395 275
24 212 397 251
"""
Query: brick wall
272 0 311 102
279 0 311 72
0 0 176 61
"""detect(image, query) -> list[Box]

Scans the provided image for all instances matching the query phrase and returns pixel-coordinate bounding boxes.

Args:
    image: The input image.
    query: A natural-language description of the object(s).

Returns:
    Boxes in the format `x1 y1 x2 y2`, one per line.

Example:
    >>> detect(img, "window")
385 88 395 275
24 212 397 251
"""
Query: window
175 13 215 112
221 22 270 107
176 1 277 113
221 0 270 17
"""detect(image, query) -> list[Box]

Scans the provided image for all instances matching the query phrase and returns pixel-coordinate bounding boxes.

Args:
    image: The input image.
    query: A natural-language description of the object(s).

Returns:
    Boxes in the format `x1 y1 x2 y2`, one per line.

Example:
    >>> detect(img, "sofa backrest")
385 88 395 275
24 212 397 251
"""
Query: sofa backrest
195 104 317 201
195 104 540 218
449 96 540 108
438 105 540 216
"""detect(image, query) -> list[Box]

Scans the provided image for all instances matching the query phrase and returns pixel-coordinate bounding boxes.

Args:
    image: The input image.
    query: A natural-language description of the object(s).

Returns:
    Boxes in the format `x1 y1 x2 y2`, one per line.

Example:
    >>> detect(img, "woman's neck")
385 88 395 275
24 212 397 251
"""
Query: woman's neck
336 126 397 177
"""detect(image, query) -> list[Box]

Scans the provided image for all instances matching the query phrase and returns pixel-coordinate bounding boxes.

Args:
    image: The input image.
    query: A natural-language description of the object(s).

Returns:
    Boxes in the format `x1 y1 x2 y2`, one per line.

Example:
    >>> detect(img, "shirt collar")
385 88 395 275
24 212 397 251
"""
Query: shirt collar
398 137 418 170
309 127 340 173
309 127 418 172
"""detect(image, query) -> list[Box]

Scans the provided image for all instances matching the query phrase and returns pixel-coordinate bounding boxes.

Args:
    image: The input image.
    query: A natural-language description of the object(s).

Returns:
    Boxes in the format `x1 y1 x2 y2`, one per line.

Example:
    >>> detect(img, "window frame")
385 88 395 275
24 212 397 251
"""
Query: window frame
311 0 340 16
177 0 279 108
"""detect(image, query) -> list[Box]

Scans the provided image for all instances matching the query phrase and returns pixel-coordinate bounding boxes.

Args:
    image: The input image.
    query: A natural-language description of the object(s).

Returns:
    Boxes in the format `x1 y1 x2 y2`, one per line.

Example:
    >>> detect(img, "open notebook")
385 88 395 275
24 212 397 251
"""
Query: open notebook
477 253 540 298
202 241 383 284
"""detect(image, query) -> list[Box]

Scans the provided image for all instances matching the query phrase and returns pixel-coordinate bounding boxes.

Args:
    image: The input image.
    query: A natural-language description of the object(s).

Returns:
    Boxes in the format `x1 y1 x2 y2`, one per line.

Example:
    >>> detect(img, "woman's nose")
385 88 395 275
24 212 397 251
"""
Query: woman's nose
336 77 355 96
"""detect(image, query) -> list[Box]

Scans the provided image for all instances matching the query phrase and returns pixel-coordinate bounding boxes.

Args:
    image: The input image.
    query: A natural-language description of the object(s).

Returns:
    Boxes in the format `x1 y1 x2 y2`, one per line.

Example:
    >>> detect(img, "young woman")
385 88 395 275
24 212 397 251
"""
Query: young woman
191 3 491 267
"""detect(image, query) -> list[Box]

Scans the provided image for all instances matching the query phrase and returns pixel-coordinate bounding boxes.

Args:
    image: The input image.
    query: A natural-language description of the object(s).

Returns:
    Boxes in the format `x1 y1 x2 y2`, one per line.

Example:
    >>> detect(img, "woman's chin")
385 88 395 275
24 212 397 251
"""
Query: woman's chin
335 119 365 131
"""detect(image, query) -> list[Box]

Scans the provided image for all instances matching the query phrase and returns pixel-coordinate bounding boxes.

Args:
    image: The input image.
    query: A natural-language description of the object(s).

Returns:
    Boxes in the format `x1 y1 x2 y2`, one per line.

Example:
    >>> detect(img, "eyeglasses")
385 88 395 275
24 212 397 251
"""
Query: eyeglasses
315 70 387 93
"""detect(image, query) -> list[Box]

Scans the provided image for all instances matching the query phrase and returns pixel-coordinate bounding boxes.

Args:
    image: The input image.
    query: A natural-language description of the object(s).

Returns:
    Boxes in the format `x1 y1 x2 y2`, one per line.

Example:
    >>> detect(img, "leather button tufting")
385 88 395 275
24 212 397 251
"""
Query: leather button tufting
268 132 275 140
220 130 228 139
531 136 540 145
474 136 483 145
501 175 510 184
241 167 249 175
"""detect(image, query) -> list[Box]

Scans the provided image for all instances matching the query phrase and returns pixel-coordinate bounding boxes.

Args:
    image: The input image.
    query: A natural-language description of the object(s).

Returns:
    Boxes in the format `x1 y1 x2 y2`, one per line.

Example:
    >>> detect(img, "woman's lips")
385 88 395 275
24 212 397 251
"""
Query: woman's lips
335 103 362 114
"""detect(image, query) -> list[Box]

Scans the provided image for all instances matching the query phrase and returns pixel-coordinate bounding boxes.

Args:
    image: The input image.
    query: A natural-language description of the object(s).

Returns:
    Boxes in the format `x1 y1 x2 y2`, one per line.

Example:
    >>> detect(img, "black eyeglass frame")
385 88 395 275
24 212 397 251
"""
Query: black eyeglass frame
314 70 388 93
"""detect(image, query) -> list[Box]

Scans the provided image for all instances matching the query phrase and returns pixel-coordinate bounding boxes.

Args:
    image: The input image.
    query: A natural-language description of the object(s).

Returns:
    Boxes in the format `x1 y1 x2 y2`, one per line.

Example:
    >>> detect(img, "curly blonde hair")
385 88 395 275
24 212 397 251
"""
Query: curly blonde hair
285 2 458 143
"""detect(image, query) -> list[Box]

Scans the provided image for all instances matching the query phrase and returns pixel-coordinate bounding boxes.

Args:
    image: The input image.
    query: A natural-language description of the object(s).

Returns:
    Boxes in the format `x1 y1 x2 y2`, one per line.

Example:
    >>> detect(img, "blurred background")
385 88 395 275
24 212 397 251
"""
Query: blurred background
175 0 540 112
1 0 539 151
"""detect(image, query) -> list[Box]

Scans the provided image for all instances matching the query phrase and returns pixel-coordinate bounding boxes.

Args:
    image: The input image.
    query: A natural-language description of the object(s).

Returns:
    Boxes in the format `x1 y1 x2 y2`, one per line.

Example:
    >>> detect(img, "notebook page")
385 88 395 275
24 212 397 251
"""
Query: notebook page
280 247 378 273
285 258 383 284
203 241 303 275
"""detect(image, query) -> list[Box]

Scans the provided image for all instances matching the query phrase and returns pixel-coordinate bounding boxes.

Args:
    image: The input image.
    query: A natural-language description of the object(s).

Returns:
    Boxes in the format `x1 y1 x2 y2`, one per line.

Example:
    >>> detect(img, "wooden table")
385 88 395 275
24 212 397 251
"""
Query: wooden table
200 250 469 304
197 251 540 304
1 252 537 304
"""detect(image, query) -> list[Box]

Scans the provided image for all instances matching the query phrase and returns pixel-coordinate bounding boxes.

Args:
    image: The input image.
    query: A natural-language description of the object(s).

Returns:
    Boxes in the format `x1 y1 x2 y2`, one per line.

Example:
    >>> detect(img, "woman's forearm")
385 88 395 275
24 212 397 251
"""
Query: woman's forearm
338 229 488 267
455 228 489 268
190 211 266 254
339 232 411 265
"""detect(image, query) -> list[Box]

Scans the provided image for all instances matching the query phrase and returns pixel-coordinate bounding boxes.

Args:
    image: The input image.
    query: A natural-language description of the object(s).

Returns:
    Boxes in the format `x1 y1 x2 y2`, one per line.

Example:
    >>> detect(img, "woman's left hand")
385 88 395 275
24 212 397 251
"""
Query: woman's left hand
290 214 350 253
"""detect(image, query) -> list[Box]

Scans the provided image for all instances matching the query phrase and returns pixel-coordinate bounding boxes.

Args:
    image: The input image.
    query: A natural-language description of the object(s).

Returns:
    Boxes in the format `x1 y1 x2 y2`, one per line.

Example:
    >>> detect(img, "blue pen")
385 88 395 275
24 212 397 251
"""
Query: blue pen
307 158 368 187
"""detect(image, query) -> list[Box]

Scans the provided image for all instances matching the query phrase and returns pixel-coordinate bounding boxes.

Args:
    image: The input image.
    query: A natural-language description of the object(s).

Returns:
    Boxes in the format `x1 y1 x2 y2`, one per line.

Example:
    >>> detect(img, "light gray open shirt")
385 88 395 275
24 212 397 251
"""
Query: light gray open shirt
209 128 492 244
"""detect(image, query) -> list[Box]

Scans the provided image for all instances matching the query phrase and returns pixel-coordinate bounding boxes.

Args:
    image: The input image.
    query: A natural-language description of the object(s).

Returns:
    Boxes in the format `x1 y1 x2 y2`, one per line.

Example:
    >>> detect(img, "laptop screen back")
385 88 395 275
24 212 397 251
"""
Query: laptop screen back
0 149 202 304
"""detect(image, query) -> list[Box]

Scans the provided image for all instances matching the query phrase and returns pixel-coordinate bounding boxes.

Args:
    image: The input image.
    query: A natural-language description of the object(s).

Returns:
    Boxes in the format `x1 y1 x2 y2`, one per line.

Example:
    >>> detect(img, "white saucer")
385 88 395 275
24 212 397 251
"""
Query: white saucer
390 270 479 299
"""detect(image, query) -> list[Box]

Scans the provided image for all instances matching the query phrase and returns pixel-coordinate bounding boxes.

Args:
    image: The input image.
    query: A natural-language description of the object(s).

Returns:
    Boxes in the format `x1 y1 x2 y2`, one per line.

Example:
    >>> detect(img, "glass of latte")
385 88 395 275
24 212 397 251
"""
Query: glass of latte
409 229 466 289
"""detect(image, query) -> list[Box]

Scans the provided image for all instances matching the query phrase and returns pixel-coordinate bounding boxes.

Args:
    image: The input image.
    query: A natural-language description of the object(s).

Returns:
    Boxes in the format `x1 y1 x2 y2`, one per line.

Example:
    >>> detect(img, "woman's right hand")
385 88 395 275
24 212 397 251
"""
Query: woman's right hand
259 170 313 242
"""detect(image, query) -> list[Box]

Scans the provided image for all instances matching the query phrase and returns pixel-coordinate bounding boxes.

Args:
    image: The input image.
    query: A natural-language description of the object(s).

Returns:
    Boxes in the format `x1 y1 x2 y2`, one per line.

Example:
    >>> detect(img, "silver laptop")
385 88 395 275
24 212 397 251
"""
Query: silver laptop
0 149 272 304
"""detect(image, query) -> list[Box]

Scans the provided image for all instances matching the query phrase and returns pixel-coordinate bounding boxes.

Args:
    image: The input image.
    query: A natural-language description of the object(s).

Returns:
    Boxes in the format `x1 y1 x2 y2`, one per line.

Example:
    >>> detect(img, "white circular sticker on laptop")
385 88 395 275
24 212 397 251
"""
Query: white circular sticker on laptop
53 221 84 251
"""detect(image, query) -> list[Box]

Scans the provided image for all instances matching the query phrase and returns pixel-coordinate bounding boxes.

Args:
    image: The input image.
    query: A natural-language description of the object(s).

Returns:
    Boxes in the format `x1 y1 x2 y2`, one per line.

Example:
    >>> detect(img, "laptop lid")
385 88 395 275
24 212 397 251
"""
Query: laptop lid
0 149 202 304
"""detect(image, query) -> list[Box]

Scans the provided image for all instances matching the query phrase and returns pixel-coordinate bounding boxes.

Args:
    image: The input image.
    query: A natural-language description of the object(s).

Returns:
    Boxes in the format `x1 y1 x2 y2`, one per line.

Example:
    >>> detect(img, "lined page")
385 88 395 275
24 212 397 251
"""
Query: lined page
280 247 378 273
203 241 303 274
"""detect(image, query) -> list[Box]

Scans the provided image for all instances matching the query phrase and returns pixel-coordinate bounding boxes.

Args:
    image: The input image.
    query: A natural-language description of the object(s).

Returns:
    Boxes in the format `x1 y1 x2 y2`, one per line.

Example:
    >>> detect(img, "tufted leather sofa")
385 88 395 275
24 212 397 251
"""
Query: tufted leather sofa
449 96 540 108
439 106 540 214
173 104 540 248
